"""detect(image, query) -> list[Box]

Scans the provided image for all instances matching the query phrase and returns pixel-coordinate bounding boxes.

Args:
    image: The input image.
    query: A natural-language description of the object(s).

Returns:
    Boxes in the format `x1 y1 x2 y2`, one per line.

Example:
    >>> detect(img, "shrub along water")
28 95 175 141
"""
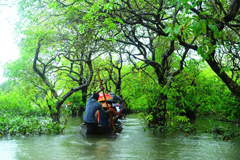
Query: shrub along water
0 89 65 137
0 115 64 137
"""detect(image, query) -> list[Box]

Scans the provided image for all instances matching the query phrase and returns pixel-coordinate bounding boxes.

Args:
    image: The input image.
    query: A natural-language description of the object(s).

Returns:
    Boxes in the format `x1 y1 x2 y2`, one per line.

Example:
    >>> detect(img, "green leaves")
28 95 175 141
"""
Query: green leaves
208 23 220 38
164 24 182 40
220 67 231 74
48 2 59 10
163 26 172 34
145 114 154 122
197 45 204 57
197 39 216 60
192 19 207 36
103 2 113 12
0 116 65 136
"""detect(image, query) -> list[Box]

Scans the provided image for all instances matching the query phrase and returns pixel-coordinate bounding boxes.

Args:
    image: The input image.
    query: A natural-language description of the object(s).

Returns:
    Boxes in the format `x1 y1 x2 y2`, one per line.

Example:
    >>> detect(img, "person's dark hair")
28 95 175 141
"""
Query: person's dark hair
92 92 99 100
107 101 113 105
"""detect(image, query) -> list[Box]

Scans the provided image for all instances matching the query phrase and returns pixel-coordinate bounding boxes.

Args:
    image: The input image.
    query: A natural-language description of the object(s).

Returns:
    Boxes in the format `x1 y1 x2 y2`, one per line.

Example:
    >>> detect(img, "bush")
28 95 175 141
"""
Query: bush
0 90 65 137
0 114 65 136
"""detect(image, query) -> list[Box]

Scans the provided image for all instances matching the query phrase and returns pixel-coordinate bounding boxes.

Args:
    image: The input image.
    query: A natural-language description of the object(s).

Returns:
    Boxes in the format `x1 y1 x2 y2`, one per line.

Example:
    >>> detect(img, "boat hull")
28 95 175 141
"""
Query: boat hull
80 121 123 135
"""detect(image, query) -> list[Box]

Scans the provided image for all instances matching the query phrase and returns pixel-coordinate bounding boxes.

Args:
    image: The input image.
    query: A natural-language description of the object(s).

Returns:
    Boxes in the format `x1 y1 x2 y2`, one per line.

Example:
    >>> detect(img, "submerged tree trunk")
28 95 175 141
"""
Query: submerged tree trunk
148 93 167 127
53 101 64 122
81 86 88 104
79 86 88 115
52 110 61 122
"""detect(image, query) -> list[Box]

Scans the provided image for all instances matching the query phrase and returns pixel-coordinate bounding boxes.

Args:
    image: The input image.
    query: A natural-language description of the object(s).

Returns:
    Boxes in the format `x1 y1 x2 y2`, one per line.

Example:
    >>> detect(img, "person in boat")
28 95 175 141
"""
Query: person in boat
98 101 125 127
109 93 126 119
83 87 109 126
109 92 122 104
108 91 122 112
118 97 127 118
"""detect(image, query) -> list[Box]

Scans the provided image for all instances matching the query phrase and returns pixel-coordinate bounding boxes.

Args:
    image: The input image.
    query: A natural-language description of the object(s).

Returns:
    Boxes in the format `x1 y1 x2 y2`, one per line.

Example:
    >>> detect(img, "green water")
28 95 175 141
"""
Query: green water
0 114 240 160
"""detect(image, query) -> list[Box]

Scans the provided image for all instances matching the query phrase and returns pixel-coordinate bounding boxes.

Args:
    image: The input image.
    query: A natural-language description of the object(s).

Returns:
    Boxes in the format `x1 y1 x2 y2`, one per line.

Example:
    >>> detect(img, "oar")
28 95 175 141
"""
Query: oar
97 72 116 135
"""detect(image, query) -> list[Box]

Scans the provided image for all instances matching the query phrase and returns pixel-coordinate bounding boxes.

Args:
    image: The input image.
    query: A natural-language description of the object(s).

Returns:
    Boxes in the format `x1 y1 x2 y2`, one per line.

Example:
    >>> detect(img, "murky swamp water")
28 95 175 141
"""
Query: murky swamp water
0 114 240 160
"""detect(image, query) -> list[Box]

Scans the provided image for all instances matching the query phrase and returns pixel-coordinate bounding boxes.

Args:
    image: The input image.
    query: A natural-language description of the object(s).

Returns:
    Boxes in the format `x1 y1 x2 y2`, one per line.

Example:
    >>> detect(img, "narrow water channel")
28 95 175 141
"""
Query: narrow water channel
0 114 240 160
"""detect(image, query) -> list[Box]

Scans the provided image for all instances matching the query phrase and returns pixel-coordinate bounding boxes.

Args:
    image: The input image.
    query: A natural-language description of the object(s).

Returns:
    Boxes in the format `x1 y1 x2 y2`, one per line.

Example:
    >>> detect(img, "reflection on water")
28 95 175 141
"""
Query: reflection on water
0 114 240 160
0 139 18 159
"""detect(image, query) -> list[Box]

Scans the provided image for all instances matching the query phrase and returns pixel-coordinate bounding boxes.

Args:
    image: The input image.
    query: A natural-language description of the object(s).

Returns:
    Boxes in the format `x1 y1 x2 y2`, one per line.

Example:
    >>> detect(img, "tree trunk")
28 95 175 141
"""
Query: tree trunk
81 86 88 104
52 110 61 122
148 93 167 127
115 81 121 95
51 101 64 122
79 86 88 115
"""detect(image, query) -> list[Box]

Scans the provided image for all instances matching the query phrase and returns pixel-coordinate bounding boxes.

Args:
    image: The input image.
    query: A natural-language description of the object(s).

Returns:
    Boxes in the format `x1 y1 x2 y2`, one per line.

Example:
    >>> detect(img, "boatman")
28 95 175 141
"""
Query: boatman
83 87 109 126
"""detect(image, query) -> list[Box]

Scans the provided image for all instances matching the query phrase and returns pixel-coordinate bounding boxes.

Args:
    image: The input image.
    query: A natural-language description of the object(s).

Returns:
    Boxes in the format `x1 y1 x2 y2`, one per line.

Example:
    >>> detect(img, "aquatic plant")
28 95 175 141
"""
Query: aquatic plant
0 115 65 136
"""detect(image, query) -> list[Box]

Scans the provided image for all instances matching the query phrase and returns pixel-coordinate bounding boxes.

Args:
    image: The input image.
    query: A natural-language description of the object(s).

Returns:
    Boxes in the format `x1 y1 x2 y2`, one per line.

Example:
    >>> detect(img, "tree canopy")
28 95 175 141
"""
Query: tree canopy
1 0 240 132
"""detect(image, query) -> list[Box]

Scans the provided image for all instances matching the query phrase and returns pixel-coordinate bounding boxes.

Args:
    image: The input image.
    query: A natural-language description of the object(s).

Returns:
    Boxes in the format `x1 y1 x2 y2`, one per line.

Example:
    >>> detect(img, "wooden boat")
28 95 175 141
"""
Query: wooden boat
80 121 123 135
117 114 126 120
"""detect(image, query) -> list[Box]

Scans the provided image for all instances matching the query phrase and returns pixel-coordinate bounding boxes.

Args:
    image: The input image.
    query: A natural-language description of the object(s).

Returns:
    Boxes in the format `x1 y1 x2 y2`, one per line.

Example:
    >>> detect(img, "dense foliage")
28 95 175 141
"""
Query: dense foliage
0 87 64 137
1 0 240 137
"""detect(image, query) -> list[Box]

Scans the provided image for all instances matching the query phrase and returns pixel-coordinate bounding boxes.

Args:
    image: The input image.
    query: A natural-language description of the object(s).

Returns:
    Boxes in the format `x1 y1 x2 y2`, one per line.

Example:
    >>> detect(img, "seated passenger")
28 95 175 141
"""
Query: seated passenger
83 87 109 125
99 102 125 127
